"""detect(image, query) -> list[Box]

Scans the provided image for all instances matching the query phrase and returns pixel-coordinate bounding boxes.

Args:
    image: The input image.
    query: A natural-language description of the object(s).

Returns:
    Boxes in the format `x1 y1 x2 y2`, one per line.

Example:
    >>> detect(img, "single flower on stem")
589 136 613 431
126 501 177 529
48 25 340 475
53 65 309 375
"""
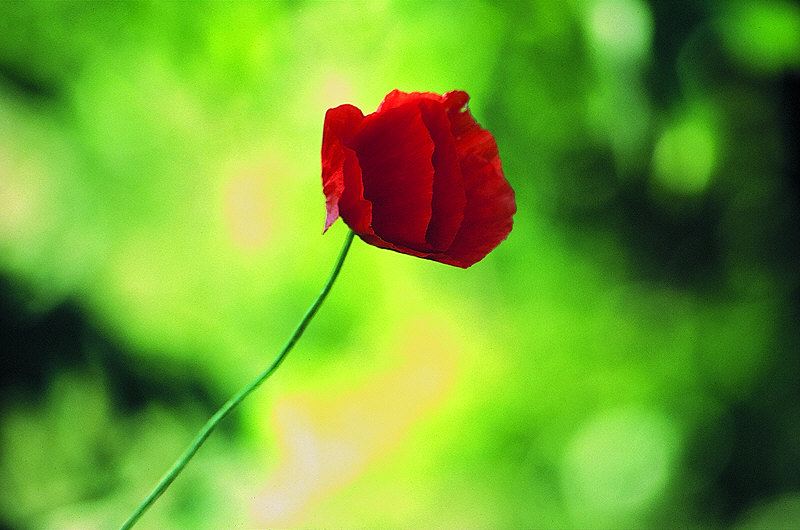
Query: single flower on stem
120 89 515 529
322 89 515 267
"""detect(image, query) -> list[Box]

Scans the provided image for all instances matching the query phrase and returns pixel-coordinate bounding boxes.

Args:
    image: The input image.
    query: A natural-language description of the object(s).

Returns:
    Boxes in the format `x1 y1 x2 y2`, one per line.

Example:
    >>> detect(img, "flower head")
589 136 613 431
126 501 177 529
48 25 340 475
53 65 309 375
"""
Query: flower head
322 90 515 268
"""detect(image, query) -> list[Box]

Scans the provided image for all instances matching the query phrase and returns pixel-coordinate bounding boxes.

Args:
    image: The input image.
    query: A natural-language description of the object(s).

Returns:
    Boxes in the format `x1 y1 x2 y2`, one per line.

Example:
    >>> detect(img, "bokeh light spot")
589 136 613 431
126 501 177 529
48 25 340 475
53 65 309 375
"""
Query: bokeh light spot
561 407 681 526
0 147 49 246
652 111 718 196
719 0 800 74
585 0 653 64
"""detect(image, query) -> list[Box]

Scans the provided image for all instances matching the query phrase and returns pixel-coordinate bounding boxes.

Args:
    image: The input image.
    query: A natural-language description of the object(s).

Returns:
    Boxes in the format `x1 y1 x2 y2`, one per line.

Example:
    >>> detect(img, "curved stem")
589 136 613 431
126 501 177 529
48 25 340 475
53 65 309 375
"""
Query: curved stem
120 229 356 530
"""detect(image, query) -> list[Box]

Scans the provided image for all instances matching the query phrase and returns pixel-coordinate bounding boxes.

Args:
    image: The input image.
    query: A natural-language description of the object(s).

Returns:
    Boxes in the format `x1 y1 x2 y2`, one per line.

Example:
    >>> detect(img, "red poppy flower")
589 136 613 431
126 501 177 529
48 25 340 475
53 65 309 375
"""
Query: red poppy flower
321 89 515 268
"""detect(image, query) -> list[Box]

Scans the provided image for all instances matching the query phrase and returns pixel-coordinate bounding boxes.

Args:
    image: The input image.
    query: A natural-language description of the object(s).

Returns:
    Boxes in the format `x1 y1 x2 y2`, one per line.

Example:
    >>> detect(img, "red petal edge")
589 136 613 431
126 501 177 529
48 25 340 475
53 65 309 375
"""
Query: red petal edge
377 89 444 113
321 104 365 233
432 152 516 267
433 91 515 267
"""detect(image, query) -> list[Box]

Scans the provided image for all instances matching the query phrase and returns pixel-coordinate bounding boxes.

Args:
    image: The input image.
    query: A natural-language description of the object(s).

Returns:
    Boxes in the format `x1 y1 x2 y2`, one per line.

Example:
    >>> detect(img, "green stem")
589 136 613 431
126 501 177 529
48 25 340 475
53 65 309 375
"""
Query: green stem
120 229 356 530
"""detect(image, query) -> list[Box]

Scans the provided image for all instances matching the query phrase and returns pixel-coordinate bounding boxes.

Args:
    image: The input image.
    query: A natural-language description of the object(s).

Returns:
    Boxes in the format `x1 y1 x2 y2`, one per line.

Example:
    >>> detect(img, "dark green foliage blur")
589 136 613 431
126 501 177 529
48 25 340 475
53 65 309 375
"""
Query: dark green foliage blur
1 1 799 528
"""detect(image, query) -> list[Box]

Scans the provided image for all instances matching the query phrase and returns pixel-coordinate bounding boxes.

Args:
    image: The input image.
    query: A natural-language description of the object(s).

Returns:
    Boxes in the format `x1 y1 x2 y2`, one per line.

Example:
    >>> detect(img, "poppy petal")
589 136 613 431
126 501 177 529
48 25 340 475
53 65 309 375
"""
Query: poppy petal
442 91 500 172
350 103 435 251
417 99 466 251
321 104 366 232
356 232 430 259
436 152 516 267
377 89 443 112
338 146 373 235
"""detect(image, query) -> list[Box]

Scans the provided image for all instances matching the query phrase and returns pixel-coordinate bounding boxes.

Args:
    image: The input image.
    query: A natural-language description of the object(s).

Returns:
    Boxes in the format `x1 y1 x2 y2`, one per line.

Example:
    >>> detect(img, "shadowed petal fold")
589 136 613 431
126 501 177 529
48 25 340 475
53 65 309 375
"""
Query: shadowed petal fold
350 103 435 251
417 99 466 251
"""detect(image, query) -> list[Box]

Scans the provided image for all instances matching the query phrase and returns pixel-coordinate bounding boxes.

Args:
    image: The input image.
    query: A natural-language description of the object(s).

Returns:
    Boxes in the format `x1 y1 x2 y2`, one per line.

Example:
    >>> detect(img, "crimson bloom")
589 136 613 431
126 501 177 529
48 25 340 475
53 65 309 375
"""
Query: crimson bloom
321 89 515 268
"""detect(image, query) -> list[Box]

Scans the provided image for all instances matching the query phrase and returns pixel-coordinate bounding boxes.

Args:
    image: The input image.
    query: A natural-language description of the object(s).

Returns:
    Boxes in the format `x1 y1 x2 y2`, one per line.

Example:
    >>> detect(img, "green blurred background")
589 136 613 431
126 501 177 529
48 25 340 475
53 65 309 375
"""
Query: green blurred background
1 1 799 528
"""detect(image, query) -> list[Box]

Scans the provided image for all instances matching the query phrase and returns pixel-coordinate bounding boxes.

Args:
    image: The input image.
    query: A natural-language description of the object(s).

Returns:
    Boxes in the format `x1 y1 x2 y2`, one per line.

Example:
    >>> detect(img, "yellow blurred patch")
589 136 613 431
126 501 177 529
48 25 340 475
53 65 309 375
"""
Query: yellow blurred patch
253 319 458 527
224 171 273 251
